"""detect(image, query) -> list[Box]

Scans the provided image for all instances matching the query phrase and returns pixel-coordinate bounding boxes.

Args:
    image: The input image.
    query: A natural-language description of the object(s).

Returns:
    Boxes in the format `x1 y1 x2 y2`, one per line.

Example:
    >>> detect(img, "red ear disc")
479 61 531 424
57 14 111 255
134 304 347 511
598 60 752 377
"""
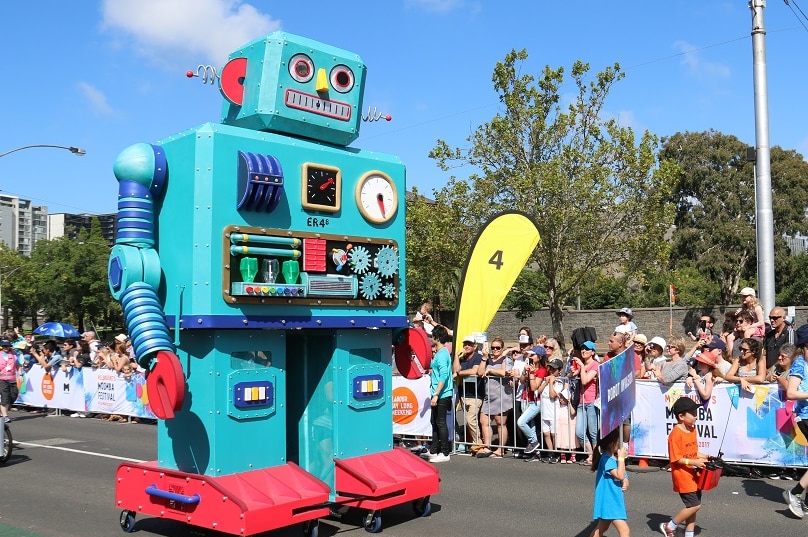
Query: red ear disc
394 327 432 379
147 350 186 420
220 57 247 106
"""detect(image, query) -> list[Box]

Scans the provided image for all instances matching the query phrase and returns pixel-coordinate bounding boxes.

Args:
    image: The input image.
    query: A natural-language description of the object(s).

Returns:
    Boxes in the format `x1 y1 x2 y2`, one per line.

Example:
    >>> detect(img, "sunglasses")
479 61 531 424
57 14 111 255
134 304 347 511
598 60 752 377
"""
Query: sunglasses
490 346 502 350
463 342 475 346
769 316 782 321
544 345 555 350
740 347 751 352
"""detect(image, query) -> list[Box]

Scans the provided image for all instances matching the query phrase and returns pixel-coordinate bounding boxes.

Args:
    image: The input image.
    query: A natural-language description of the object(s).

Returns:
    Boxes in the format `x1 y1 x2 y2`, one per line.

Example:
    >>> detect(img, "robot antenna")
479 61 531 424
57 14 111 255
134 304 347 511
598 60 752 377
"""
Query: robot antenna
185 65 220 85
361 106 392 122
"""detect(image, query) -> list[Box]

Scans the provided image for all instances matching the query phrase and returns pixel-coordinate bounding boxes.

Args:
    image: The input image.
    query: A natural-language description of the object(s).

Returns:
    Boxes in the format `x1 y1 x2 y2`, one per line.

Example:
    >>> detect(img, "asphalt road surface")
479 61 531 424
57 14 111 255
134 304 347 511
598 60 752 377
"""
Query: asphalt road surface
0 408 805 537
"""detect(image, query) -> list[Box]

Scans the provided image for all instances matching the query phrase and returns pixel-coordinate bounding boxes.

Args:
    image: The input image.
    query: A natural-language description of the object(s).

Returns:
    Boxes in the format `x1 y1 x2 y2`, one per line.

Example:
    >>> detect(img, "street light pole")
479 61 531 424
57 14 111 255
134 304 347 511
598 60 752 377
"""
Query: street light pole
0 144 86 159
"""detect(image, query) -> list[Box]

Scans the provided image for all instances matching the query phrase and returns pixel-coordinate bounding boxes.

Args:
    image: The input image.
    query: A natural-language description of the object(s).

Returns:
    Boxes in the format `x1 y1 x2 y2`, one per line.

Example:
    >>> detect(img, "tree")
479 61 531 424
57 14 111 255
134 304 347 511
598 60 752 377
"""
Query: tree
405 187 470 320
31 218 119 331
659 131 808 305
427 51 676 346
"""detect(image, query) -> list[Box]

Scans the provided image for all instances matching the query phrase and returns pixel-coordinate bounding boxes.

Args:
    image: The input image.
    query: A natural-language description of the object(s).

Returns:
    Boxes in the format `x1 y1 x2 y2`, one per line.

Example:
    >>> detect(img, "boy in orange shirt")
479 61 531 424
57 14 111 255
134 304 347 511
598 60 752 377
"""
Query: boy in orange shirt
659 397 709 537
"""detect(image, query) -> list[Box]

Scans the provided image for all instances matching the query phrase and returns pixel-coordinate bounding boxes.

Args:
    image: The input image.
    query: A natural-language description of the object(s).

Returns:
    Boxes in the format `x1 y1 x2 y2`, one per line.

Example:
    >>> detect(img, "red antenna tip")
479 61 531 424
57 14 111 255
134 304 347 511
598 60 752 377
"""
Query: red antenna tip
185 70 195 78
385 115 392 121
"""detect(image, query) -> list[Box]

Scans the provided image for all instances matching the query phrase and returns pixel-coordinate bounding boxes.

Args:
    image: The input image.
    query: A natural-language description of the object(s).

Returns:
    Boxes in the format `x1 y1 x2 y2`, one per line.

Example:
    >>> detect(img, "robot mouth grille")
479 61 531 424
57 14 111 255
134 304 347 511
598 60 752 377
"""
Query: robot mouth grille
285 90 351 121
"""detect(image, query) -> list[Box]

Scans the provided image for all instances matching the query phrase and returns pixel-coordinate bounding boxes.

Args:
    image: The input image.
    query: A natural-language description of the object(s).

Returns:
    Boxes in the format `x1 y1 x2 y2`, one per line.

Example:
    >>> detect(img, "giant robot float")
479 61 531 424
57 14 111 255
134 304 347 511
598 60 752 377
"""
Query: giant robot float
109 32 438 537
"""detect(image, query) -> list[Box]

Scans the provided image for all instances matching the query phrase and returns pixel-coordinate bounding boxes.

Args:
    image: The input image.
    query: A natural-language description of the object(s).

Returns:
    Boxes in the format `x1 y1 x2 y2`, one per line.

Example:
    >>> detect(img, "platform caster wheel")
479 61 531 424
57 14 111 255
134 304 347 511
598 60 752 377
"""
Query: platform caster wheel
303 519 319 537
119 510 136 533
412 497 431 517
363 511 382 533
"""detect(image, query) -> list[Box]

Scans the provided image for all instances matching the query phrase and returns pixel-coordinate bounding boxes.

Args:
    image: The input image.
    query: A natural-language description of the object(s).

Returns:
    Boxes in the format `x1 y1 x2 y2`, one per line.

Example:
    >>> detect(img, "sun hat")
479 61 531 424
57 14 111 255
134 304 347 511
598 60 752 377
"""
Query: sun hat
739 287 756 297
633 334 648 346
115 333 129 343
648 336 667 350
617 307 634 319
695 352 716 368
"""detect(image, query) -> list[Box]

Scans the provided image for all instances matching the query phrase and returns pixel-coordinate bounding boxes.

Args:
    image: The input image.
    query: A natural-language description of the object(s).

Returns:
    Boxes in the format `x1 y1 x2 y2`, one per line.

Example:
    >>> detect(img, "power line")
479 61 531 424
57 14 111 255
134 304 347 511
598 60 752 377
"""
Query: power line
784 0 808 34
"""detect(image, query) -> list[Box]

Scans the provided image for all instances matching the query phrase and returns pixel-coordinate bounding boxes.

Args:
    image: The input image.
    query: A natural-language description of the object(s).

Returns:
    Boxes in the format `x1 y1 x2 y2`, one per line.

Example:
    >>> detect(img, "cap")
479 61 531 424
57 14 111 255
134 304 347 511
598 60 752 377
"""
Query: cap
115 334 129 343
739 287 756 297
796 324 808 346
12 341 28 350
705 337 726 351
518 334 533 345
695 352 716 368
548 358 564 370
461 335 475 344
632 334 648 346
580 341 596 351
532 345 547 357
0 339 11 347
671 396 700 417
617 307 634 319
648 336 667 350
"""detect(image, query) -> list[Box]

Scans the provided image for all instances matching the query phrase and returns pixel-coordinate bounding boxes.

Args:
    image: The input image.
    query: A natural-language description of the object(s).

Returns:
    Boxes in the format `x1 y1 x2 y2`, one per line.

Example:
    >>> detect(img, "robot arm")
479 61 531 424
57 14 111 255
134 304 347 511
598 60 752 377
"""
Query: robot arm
108 143 184 419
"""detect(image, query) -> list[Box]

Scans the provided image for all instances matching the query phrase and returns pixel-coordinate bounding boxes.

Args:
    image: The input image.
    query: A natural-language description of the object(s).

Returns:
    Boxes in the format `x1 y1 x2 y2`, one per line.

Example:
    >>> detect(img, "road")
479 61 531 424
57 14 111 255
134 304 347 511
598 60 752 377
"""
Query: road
0 408 804 537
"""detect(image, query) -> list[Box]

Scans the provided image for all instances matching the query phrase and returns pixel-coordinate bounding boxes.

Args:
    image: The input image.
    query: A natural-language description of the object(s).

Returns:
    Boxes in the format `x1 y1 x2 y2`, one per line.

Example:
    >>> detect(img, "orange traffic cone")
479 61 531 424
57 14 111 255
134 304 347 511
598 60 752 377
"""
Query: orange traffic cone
638 458 649 468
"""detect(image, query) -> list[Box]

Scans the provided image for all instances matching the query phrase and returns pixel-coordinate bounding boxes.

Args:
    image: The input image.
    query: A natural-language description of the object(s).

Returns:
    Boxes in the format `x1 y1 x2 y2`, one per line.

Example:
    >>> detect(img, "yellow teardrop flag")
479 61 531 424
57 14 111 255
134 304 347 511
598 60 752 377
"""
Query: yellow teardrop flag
454 211 540 346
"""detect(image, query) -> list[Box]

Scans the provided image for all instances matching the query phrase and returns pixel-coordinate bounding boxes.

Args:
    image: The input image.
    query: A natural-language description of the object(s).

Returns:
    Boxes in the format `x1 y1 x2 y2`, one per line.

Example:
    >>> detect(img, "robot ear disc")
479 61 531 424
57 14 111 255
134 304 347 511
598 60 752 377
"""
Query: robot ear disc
220 57 247 106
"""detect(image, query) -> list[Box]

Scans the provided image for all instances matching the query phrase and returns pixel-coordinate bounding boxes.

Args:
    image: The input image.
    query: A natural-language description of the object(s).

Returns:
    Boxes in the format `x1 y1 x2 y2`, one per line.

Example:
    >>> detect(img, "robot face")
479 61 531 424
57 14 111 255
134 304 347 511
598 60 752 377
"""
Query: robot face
220 32 366 147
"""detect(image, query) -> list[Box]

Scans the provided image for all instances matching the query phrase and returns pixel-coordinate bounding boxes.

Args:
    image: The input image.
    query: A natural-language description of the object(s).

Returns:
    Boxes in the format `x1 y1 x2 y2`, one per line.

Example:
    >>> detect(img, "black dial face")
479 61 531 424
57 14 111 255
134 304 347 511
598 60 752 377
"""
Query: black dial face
302 164 341 212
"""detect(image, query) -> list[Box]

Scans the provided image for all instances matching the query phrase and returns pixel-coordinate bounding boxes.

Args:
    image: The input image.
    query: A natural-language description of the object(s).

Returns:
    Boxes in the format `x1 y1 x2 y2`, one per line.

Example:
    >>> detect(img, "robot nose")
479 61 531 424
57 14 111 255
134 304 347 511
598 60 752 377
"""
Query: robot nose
316 68 328 93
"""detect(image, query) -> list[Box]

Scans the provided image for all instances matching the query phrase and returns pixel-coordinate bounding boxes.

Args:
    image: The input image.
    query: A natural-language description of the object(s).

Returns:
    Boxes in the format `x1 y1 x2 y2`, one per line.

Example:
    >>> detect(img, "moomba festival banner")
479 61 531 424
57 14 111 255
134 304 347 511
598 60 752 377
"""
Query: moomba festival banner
631 380 808 466
15 364 156 418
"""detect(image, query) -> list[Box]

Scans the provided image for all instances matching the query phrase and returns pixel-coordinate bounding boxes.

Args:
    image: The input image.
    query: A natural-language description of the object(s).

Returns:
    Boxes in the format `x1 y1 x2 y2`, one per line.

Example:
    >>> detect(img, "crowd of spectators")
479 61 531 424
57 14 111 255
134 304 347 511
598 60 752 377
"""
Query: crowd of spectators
3 328 146 422
407 289 801 471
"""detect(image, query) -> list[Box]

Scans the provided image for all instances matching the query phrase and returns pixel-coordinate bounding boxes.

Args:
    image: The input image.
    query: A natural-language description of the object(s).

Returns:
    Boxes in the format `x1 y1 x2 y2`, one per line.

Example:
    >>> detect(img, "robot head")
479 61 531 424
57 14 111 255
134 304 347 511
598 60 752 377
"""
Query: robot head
219 31 366 147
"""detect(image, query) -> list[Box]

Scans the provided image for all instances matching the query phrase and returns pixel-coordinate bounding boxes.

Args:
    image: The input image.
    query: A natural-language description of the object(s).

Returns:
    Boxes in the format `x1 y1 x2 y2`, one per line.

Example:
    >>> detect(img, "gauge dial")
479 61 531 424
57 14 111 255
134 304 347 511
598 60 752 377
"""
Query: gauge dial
355 171 398 224
302 163 341 212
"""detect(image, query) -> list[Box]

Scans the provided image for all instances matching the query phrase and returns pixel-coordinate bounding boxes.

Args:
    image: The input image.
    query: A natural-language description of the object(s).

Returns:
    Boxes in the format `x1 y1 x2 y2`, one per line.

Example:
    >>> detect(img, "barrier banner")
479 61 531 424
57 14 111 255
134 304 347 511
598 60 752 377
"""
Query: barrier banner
15 364 156 419
631 380 808 466
392 374 432 436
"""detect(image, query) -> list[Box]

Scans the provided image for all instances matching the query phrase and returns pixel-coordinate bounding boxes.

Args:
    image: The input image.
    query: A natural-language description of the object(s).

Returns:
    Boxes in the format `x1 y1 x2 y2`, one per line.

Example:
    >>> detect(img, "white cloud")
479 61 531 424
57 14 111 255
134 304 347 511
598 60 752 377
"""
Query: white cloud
405 0 465 14
673 40 731 79
77 81 115 116
100 0 281 66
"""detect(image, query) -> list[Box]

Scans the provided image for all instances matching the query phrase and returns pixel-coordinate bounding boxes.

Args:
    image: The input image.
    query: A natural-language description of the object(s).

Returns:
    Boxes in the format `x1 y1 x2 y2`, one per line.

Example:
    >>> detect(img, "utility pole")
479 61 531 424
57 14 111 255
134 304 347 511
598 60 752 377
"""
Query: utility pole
750 0 775 315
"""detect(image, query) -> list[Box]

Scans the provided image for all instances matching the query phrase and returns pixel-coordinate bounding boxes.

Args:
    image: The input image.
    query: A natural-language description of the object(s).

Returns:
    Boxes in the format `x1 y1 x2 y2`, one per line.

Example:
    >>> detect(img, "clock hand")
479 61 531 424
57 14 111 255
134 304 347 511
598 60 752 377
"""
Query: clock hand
320 177 334 191
377 193 386 216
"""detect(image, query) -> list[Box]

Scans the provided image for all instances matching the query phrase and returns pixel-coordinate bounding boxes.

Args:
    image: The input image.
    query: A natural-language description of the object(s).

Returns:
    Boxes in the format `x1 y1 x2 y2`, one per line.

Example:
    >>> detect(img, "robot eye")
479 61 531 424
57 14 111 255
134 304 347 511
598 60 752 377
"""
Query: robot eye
289 54 314 83
329 65 354 93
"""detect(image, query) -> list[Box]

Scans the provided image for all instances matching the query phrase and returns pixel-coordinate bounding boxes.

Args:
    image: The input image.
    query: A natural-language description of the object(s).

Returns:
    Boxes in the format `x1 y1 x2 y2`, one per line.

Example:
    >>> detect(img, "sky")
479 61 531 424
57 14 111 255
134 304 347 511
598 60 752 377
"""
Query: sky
2 0 808 216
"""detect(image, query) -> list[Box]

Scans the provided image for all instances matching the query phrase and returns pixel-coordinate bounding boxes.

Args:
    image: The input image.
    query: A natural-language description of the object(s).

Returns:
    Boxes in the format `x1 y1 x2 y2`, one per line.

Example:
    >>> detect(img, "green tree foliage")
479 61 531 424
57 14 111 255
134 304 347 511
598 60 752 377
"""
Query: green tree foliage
405 187 470 317
426 51 675 345
29 219 119 331
659 130 808 305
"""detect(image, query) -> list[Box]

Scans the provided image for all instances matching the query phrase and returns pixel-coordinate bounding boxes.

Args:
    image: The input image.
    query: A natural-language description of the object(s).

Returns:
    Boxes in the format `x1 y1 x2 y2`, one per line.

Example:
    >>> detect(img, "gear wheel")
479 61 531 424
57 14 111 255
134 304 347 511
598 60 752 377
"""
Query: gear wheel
360 273 382 300
348 245 371 274
374 245 399 278
382 282 396 299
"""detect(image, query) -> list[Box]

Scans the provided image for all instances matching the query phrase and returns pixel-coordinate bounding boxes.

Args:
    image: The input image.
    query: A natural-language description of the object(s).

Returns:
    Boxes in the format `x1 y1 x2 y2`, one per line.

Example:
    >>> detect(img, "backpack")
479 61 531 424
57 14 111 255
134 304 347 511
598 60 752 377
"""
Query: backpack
571 326 597 350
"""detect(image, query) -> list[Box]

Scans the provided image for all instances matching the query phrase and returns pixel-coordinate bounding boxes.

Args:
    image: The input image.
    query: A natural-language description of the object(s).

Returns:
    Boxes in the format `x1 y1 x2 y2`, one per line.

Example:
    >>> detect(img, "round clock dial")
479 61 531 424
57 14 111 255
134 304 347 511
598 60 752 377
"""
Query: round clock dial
356 171 398 223
302 163 341 212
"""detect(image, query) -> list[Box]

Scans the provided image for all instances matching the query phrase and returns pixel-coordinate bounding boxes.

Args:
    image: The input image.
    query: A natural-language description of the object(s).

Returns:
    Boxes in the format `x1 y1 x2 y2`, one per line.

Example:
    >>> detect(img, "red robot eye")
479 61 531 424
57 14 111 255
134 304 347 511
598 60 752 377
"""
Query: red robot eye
289 54 314 83
329 65 354 93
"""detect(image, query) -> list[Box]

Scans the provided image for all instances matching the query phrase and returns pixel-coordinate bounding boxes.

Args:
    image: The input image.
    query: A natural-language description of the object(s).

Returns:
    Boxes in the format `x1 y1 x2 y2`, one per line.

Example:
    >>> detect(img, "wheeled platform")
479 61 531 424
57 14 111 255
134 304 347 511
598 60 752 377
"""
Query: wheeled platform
116 449 439 535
